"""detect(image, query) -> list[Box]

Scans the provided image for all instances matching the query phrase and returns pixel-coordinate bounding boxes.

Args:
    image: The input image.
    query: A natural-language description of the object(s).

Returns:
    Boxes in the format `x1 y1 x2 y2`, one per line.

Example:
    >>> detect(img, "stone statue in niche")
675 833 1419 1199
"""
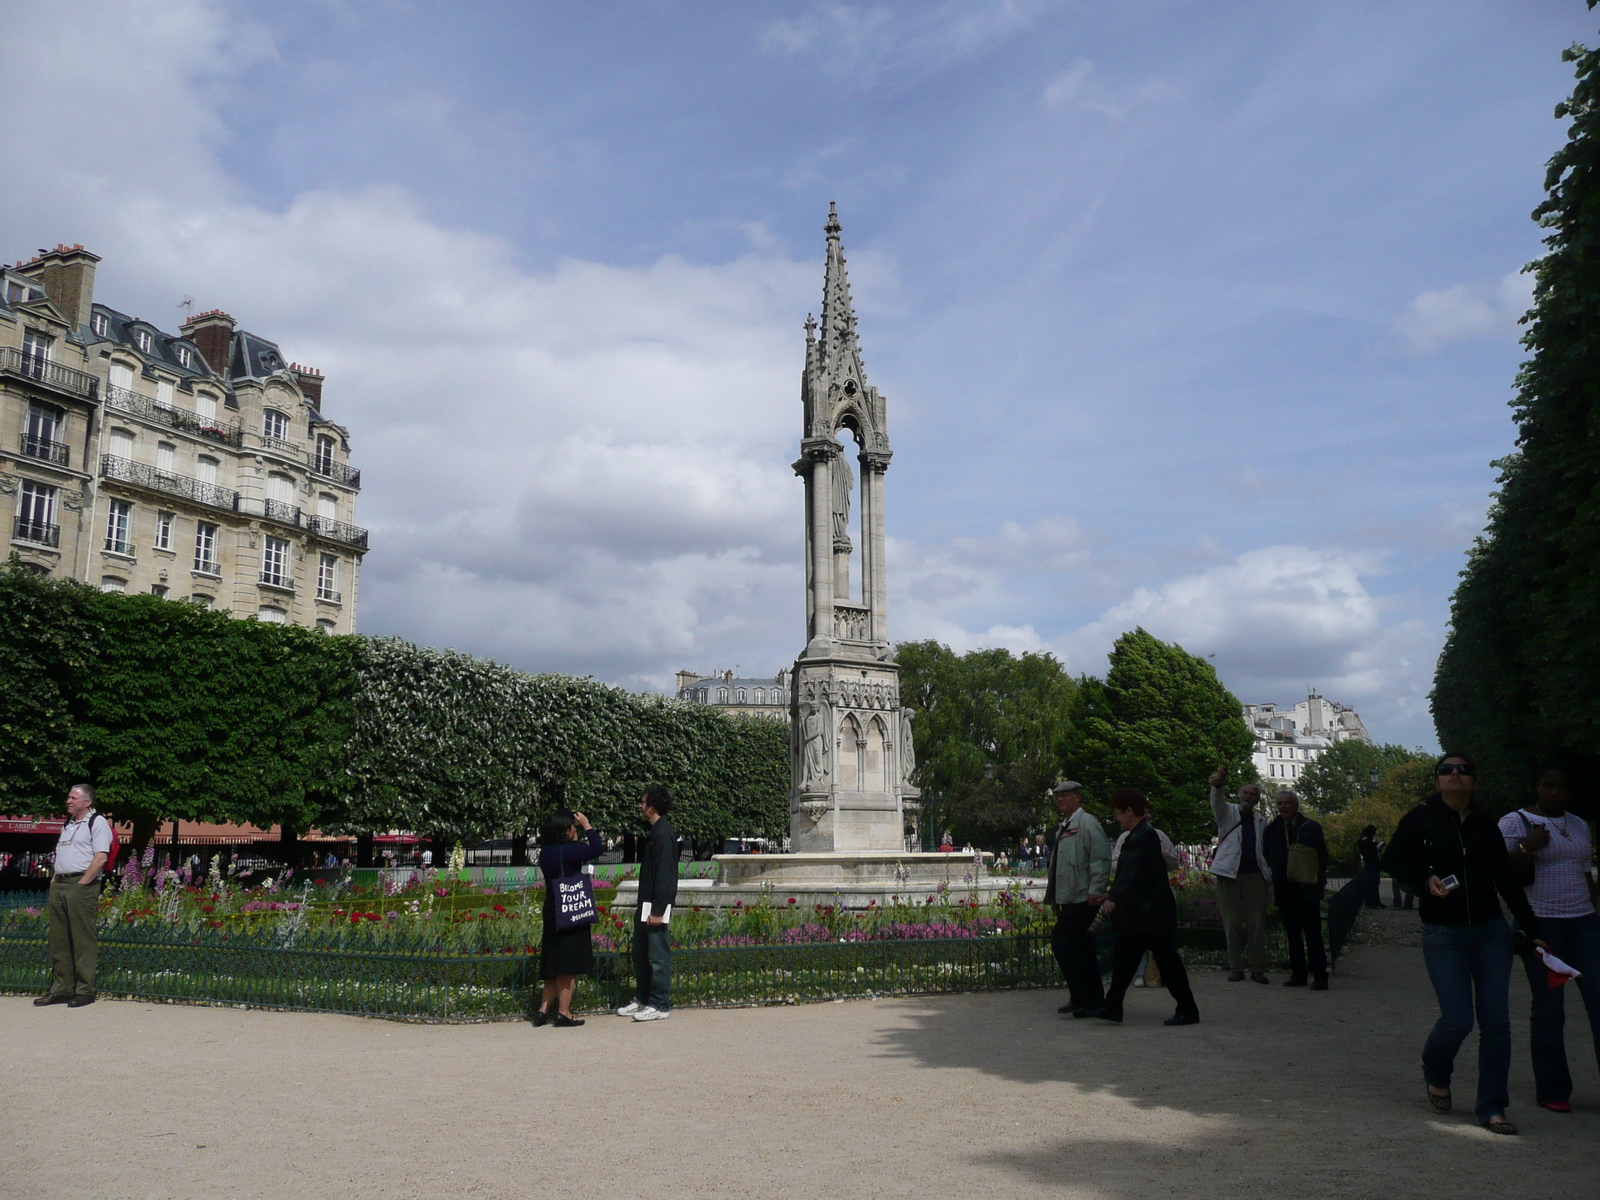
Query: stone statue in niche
831 450 853 550
800 702 830 787
900 708 916 784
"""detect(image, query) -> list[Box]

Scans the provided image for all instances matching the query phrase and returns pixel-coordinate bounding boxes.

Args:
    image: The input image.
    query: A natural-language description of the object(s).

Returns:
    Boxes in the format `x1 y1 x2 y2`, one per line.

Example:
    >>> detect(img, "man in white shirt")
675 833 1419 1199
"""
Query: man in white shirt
36 784 111 1007
1208 766 1271 984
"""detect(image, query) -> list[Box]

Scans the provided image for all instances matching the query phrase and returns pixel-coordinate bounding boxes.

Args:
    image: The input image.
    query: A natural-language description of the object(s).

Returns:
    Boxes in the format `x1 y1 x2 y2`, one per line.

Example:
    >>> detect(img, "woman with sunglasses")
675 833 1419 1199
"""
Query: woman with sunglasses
1382 755 1547 1134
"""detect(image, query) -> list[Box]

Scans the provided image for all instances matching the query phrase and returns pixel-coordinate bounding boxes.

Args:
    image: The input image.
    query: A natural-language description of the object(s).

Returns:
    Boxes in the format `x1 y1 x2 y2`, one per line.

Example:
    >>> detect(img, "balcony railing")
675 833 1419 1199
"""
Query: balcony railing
316 588 342 604
306 514 369 550
0 346 97 399
259 433 299 458
259 572 293 591
19 433 69 467
100 455 239 512
13 517 61 547
311 457 362 489
262 499 302 527
104 385 242 446
104 537 134 556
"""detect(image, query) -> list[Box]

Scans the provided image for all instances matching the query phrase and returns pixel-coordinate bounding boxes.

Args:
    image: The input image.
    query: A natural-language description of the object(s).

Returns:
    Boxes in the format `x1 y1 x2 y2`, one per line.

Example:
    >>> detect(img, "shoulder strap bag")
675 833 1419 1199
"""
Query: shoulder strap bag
1285 821 1321 887
551 848 598 931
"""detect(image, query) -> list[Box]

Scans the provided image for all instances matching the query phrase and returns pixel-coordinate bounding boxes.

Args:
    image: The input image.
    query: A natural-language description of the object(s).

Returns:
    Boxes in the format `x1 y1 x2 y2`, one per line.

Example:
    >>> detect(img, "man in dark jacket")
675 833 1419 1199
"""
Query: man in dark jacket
620 783 678 1022
1263 789 1330 990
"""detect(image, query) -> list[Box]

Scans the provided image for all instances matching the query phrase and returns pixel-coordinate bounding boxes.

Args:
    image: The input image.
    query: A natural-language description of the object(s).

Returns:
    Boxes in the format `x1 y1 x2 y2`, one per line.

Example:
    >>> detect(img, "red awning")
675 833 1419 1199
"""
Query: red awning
0 818 64 835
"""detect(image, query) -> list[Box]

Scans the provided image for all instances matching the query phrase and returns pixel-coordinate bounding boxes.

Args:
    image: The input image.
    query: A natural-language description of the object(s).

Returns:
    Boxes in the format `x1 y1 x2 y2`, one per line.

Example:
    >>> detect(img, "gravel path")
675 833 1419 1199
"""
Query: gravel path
4 939 1592 1200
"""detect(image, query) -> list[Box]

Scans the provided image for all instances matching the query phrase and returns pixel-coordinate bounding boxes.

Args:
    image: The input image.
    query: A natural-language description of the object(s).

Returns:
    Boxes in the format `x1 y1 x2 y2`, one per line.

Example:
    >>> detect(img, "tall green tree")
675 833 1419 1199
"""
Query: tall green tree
1064 628 1254 842
1434 13 1600 816
896 641 1078 847
1295 741 1433 814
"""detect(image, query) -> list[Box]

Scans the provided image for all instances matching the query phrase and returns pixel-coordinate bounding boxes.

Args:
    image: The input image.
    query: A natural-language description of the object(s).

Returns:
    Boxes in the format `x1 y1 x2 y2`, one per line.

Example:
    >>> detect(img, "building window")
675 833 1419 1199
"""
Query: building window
154 511 173 552
194 522 218 573
317 493 337 519
188 594 212 608
261 535 291 587
150 584 168 598
22 403 65 464
753 688 765 704
105 500 133 554
100 577 126 593
135 330 152 353
263 409 289 441
156 378 175 407
317 553 339 601
737 689 747 703
257 606 287 624
316 618 336 633
15 479 58 544
6 280 26 304
175 346 192 368
91 312 108 336
195 393 217 421
21 328 53 377
718 688 729 703
156 443 175 474
195 456 218 486
108 428 134 461
315 435 336 474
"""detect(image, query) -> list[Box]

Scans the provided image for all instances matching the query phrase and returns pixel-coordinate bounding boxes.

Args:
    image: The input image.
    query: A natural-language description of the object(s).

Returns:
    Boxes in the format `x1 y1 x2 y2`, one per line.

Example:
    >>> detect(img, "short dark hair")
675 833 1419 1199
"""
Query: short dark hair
69 783 95 805
1435 752 1477 778
1109 788 1149 817
540 810 576 846
641 782 672 815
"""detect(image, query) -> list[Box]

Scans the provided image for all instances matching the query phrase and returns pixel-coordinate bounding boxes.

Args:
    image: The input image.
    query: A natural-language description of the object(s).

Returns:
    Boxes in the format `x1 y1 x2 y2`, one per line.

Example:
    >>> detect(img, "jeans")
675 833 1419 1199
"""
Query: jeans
1280 888 1327 981
1051 903 1105 1009
1422 917 1514 1122
46 875 99 996
1361 861 1385 908
1517 912 1600 1104
633 923 672 1011
1392 878 1414 909
1216 873 1269 972
1104 922 1197 1018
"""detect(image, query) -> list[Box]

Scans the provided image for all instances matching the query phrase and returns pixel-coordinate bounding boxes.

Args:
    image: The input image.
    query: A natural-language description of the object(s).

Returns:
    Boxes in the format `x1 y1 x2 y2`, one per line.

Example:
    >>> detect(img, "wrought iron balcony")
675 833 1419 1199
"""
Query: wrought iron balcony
316 588 342 604
13 517 60 547
0 346 97 399
259 433 299 458
258 571 294 590
306 514 369 550
19 432 69 467
311 457 361 489
104 385 242 446
100 455 239 512
262 499 301 527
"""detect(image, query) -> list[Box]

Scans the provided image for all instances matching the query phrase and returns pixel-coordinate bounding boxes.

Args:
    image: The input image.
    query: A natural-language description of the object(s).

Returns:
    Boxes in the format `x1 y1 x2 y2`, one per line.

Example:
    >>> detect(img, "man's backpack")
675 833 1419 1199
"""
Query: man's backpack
90 812 121 872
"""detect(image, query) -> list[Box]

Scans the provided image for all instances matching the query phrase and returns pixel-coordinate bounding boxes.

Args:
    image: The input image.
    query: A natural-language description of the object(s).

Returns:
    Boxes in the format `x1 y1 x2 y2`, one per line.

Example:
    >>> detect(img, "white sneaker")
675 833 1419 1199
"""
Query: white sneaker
632 1006 670 1022
616 1001 644 1017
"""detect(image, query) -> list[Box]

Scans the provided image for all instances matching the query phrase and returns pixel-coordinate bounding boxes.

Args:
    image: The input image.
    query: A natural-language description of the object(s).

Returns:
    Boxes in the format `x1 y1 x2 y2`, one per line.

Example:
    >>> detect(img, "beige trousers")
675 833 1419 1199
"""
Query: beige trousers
1216 871 1269 972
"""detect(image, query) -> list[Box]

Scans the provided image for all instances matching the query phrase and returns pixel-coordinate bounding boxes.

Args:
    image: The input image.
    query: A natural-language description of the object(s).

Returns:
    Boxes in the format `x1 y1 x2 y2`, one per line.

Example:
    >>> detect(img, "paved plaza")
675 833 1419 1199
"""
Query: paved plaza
4 918 1592 1200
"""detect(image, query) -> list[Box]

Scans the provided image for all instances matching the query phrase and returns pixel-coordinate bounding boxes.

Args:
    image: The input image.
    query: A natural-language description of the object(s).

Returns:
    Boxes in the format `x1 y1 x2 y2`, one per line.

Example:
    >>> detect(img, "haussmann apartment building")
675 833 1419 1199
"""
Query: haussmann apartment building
0 244 367 630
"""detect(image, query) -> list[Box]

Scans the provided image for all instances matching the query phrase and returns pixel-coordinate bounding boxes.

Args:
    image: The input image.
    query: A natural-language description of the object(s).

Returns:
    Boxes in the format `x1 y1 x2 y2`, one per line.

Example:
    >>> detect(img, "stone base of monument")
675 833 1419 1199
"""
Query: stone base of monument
609 853 1044 912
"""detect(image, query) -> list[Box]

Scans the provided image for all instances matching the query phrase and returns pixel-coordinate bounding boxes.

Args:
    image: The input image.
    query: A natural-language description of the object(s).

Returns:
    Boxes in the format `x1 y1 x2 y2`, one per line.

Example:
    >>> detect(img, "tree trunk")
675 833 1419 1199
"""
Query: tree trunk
278 822 298 867
356 833 374 868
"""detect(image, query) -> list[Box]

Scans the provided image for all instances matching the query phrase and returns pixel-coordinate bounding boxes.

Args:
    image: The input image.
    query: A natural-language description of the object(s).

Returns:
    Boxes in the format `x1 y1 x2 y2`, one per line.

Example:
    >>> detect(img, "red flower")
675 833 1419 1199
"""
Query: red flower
493 904 507 913
366 912 380 921
202 905 214 913
787 898 797 905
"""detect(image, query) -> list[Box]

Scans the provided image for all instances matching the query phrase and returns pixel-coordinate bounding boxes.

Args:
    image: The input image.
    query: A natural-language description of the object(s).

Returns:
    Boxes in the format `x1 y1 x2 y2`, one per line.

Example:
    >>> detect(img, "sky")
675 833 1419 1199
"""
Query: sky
4 0 1593 750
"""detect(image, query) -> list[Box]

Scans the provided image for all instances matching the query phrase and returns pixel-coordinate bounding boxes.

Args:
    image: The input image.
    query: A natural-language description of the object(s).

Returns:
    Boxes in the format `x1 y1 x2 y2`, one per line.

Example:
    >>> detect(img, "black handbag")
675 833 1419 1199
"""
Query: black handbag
551 855 598 931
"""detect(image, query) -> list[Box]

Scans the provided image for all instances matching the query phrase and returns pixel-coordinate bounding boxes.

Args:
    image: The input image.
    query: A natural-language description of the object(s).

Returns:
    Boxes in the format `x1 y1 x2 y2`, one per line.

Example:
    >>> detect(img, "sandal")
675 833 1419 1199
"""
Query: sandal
1426 1084 1451 1113
1482 1116 1517 1136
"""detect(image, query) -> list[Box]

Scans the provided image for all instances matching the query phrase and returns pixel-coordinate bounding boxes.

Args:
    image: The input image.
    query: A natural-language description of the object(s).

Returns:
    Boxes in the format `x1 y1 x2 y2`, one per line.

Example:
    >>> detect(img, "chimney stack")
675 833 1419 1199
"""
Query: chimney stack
16 244 100 332
289 363 324 409
179 309 236 376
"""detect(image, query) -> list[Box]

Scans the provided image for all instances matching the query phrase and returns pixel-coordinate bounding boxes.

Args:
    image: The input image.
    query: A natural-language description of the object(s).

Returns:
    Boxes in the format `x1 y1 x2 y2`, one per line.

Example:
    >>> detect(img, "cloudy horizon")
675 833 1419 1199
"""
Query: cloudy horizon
5 0 1588 749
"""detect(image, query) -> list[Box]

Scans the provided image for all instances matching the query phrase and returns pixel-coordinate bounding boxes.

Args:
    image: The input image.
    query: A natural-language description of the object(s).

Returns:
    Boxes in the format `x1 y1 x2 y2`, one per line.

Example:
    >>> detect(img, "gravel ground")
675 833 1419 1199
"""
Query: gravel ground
4 938 1593 1200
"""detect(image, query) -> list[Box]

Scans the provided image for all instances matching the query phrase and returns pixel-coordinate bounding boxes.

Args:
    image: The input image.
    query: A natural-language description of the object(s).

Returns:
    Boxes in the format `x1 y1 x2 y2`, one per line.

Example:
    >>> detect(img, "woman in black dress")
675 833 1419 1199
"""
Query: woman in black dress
537 809 603 1027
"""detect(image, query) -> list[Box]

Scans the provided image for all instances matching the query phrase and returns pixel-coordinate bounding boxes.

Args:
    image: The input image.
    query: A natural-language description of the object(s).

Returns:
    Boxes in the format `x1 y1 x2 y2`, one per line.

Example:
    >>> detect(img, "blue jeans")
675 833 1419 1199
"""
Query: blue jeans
1421 917 1514 1122
1518 912 1600 1104
633 924 672 1010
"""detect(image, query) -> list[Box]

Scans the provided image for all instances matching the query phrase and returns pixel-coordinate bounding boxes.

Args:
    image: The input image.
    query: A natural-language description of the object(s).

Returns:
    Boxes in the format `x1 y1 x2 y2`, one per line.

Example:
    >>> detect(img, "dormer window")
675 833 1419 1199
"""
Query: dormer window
136 330 152 353
175 346 192 368
91 312 108 336
263 409 289 441
5 281 24 304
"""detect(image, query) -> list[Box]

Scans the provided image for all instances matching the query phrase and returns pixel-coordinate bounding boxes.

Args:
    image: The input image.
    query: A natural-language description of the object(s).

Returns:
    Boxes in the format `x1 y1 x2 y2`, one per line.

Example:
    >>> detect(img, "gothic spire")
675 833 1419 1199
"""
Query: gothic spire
818 201 861 378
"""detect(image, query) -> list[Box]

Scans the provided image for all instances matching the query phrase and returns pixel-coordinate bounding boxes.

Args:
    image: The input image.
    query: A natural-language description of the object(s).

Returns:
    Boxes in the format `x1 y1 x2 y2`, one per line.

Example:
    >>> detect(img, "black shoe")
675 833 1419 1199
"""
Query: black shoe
1227 970 1246 982
1250 972 1270 985
1283 977 1307 988
1164 1011 1200 1026
532 1010 548 1027
1097 1008 1124 1023
67 994 95 1008
1310 977 1329 991
1071 1006 1106 1019
552 1013 585 1027
1058 1003 1077 1014
33 993 69 1006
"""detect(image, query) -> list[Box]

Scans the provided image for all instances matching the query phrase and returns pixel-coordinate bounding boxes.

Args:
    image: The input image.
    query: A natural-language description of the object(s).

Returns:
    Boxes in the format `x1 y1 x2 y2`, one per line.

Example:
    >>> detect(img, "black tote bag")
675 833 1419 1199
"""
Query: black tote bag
551 856 598 931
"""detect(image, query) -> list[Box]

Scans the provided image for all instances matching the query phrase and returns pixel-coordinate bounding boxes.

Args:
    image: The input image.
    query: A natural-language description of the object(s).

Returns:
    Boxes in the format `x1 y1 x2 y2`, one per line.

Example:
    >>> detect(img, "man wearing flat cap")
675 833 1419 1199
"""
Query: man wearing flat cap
1043 780 1112 1015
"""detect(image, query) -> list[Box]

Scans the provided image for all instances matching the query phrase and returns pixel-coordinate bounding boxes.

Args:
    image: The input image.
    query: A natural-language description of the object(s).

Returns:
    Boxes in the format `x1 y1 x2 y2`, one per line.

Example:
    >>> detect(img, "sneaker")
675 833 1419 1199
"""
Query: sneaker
632 1006 670 1022
616 1001 644 1017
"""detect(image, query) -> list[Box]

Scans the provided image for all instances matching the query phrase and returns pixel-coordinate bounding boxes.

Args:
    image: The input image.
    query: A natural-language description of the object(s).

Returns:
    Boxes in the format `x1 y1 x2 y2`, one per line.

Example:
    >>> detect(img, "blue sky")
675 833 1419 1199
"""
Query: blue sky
6 1 1593 747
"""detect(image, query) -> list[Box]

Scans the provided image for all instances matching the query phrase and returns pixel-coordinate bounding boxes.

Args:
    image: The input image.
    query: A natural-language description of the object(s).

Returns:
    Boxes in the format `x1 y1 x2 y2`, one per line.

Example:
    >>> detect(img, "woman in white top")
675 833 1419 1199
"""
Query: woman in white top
1500 767 1600 1113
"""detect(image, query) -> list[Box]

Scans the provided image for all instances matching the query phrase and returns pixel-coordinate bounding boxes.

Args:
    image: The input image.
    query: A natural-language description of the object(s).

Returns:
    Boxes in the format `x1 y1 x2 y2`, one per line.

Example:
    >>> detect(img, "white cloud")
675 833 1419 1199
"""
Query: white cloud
1041 59 1175 118
1394 270 1532 353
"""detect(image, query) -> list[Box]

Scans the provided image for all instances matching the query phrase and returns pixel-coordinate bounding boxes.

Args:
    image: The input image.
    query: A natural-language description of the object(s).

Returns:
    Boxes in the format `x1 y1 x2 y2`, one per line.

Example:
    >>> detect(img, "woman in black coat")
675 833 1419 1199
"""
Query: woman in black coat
1077 788 1199 1026
536 810 603 1027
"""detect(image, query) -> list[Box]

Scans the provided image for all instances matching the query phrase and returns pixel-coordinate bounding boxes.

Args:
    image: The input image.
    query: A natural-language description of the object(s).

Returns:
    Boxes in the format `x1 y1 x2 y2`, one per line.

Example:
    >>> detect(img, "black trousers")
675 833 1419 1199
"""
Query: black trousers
1051 903 1105 1008
1105 923 1197 1017
1280 889 1327 980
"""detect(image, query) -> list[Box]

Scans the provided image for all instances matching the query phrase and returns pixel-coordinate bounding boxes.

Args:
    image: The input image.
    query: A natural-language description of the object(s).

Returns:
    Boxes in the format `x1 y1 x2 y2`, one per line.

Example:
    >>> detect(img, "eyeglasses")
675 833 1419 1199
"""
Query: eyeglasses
1436 764 1474 777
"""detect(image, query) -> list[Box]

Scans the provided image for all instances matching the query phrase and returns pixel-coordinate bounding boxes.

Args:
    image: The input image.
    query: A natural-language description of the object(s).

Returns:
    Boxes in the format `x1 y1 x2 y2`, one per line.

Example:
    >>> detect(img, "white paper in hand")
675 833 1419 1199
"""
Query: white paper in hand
1538 946 1582 989
639 902 673 925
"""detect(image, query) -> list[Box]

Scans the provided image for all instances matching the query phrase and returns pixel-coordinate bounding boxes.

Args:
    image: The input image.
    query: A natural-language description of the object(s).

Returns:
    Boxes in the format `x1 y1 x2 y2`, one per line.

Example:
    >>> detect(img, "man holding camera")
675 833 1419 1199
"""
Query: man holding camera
1208 766 1271 984
1043 780 1112 1015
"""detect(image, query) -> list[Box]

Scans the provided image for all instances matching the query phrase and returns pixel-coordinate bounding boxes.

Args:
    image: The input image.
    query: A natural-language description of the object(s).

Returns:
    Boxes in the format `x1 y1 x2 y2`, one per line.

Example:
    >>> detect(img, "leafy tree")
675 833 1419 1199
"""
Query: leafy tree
1063 628 1254 842
1320 759 1439 867
1295 741 1433 814
1434 15 1600 817
896 641 1078 847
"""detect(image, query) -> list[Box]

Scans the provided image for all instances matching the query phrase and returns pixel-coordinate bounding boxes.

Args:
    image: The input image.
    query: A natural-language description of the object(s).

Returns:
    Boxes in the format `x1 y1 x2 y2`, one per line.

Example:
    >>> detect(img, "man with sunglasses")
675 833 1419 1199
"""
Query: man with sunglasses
1381 754 1547 1136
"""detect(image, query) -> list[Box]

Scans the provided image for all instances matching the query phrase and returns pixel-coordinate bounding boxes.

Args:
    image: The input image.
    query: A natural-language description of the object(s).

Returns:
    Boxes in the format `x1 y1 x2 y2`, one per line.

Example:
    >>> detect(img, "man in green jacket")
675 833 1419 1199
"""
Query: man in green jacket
1042 779 1113 1015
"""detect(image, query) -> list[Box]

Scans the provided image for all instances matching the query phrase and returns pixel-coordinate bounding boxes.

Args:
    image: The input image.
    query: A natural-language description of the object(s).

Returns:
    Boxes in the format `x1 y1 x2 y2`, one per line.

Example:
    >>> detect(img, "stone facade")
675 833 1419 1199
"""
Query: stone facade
0 245 366 631
788 206 918 852
675 669 792 721
1243 691 1372 788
